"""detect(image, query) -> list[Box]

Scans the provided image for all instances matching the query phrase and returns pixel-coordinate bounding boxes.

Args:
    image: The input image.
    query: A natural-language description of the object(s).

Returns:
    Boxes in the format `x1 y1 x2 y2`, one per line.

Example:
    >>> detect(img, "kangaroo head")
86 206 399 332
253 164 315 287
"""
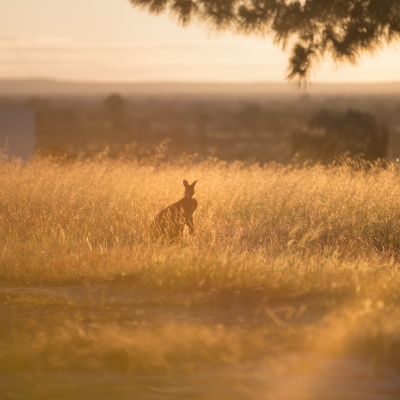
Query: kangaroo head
183 180 198 198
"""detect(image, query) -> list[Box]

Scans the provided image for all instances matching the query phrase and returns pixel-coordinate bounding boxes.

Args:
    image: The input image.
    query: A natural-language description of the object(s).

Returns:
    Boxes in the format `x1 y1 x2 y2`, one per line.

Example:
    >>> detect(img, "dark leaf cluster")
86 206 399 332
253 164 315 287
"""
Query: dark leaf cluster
128 0 400 82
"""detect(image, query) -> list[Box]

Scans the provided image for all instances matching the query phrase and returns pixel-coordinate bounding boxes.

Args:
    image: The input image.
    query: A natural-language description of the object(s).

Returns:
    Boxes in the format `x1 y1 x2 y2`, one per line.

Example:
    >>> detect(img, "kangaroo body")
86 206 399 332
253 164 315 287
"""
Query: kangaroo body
151 180 198 242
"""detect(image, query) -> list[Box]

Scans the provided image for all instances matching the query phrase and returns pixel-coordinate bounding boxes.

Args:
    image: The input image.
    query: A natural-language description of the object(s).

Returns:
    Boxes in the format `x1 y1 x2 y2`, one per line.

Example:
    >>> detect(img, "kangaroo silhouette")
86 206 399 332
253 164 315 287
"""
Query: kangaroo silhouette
151 180 198 242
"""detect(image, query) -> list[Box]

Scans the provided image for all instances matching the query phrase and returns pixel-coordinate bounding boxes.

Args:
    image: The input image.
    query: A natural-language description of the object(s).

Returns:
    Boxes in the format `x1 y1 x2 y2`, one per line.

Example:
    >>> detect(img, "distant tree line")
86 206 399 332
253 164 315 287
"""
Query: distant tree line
0 93 397 164
292 109 389 164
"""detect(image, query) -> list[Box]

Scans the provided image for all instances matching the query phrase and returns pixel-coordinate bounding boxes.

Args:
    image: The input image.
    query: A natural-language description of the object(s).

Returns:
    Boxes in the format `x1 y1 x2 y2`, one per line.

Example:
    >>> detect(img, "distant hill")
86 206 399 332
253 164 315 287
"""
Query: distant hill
1 79 400 97
0 79 400 97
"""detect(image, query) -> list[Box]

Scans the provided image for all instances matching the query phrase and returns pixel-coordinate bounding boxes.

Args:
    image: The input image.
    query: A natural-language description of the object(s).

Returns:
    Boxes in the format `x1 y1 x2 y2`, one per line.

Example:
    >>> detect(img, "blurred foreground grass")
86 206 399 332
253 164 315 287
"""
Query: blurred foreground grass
2 157 400 399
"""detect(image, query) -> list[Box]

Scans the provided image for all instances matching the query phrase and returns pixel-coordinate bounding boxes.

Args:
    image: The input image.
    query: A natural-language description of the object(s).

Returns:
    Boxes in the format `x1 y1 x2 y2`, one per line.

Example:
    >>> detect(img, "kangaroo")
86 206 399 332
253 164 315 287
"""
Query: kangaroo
151 180 198 242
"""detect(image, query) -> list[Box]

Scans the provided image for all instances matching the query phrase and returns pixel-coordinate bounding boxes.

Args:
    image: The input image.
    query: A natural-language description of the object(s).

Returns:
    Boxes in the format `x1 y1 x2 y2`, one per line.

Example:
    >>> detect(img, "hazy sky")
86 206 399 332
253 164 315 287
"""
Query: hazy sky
1 0 400 83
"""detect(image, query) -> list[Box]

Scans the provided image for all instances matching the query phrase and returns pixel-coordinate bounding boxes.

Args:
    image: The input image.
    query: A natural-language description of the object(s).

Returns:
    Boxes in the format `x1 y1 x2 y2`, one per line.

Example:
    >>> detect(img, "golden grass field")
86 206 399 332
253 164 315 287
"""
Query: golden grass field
2 156 400 399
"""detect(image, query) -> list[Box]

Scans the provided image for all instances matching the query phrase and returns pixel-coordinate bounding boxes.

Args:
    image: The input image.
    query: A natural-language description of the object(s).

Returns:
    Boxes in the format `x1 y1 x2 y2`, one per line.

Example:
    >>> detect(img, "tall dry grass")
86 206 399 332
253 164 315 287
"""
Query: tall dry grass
2 157 400 380
0 157 399 288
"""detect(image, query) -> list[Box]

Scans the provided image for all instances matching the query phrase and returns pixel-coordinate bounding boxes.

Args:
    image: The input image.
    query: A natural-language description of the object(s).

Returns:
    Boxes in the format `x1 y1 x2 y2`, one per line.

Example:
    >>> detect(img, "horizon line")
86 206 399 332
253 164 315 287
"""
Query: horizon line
2 77 400 86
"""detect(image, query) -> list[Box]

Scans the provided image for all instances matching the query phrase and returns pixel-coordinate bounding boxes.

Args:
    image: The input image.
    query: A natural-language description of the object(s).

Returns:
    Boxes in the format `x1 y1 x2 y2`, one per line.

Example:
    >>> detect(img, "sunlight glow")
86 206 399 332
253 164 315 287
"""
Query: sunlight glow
1 0 400 83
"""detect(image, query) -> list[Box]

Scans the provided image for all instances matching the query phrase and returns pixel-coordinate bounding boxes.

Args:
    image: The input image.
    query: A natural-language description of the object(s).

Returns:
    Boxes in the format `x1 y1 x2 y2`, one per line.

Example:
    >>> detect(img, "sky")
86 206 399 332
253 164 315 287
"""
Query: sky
1 0 400 83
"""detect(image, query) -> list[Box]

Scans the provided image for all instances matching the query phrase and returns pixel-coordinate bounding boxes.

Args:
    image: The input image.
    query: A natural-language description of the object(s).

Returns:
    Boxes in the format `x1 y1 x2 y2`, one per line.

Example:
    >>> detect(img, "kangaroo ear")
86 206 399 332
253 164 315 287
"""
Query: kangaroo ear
183 180 189 187
191 180 198 187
